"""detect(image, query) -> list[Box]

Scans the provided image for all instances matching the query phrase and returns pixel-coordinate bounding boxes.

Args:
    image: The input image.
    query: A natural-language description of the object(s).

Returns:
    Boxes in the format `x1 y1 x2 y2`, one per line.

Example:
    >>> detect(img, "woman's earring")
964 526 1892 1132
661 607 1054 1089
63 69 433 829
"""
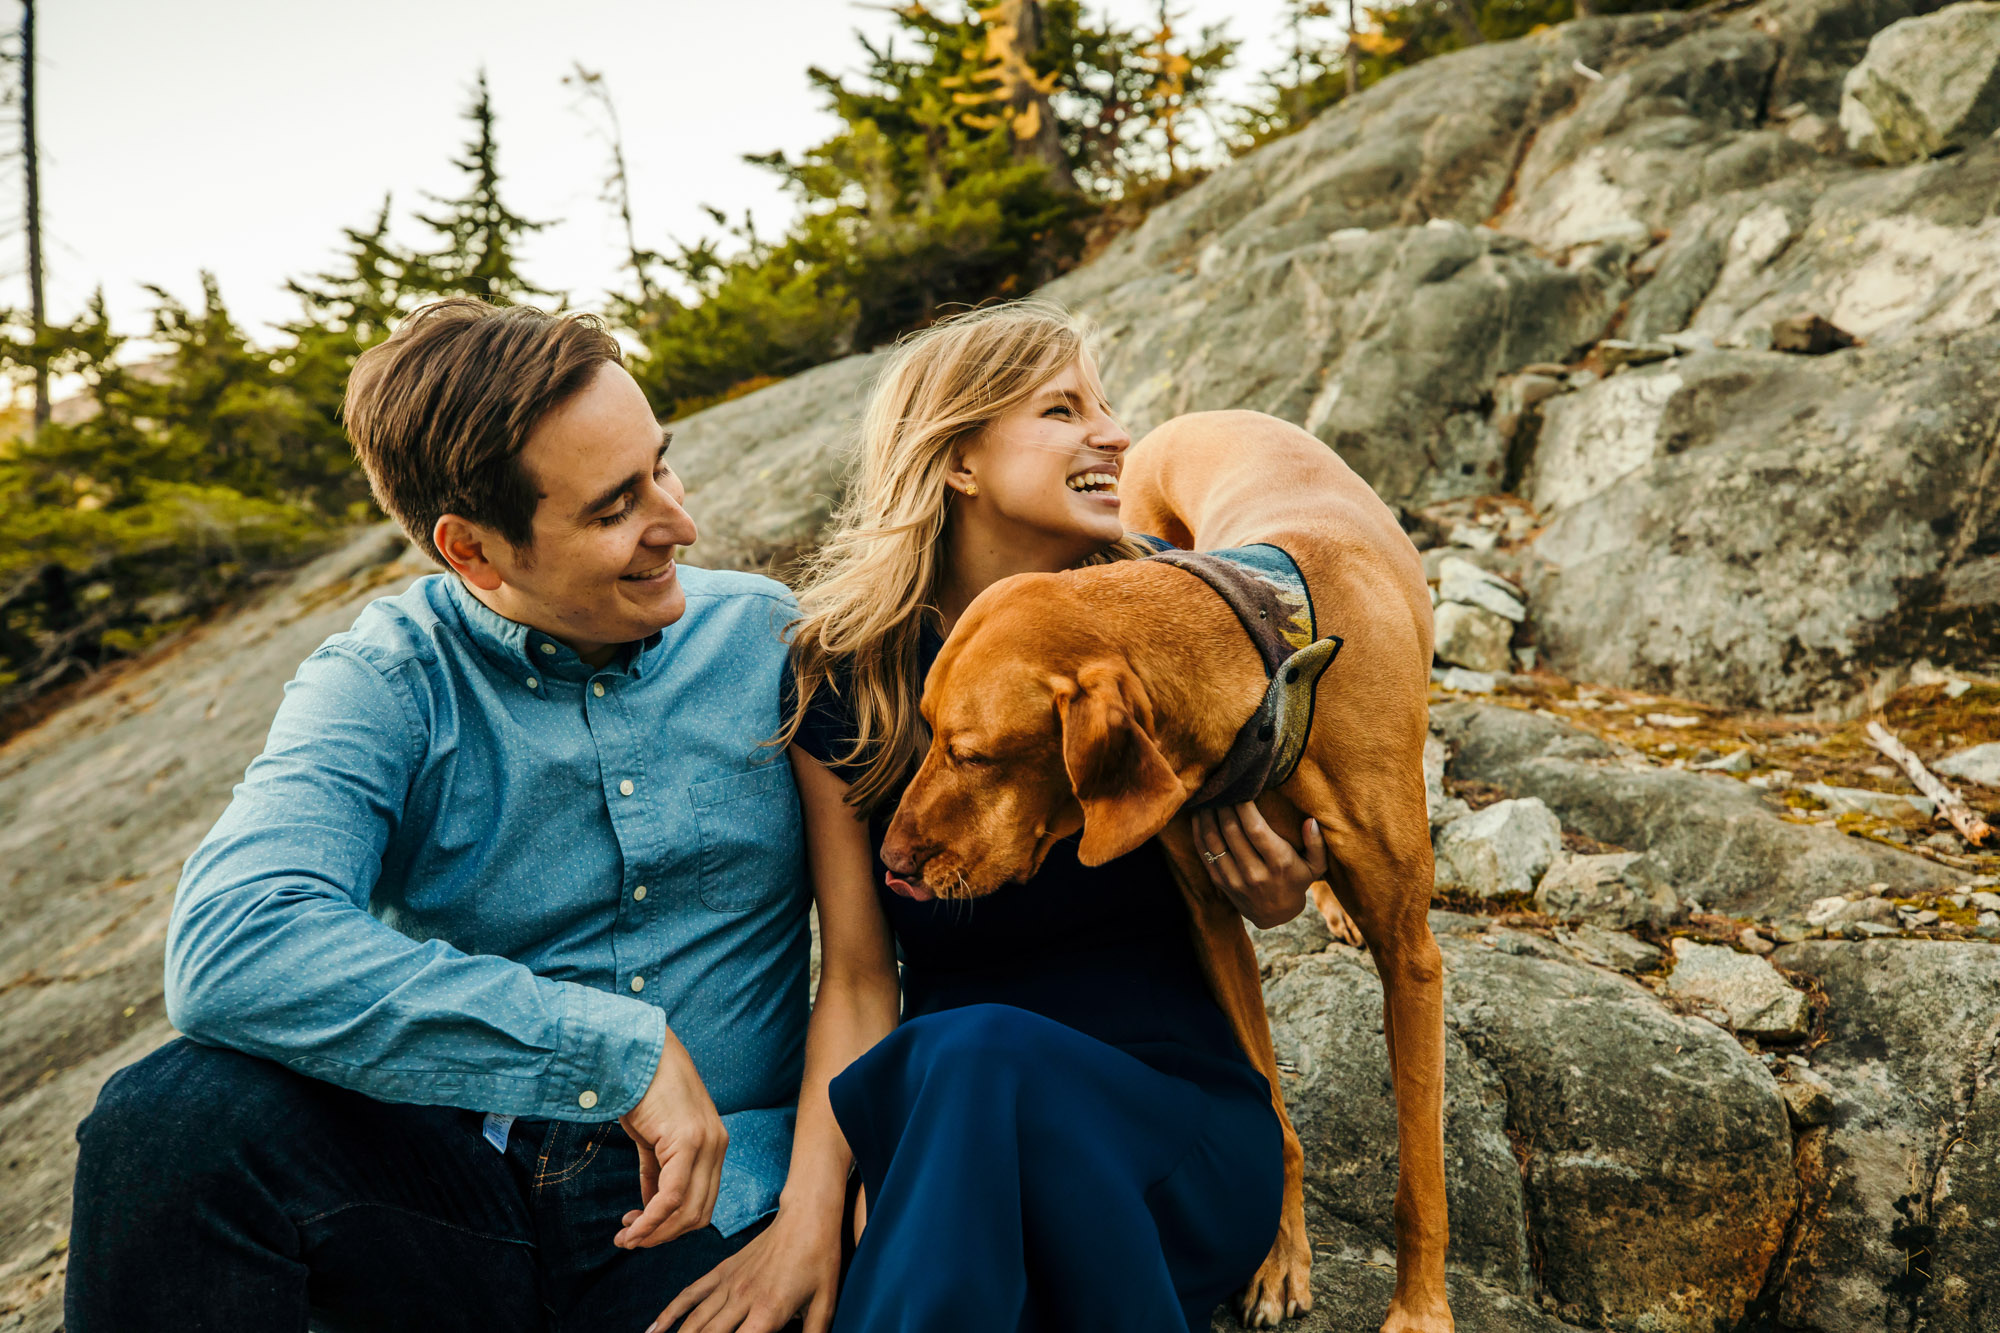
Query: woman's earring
962 480 979 497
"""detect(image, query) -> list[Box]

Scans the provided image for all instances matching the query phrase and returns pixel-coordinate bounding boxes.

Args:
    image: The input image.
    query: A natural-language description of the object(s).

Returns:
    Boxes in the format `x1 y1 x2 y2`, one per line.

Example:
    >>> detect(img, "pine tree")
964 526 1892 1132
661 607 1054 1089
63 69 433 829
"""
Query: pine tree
410 71 555 305
285 194 413 348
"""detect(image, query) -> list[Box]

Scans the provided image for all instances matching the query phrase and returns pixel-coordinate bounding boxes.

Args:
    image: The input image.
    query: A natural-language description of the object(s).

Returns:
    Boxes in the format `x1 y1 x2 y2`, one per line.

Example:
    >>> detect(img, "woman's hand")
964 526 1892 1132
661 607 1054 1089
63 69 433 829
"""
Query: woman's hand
1192 803 1326 930
648 1202 841 1333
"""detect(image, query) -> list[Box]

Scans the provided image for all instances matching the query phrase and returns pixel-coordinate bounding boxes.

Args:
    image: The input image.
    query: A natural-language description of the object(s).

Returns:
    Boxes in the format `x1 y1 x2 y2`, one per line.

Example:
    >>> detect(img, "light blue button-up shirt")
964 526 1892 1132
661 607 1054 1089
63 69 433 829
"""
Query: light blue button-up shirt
166 568 808 1235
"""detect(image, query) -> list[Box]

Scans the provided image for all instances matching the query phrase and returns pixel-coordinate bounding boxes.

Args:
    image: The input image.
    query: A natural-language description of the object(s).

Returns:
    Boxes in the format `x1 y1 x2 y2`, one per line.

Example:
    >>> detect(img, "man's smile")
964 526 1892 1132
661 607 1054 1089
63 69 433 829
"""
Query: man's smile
621 552 678 584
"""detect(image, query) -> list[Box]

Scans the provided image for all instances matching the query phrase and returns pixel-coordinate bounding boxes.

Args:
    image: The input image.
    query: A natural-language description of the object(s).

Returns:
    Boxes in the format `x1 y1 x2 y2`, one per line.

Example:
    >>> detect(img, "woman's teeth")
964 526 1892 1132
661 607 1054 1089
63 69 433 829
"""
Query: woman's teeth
1066 472 1118 494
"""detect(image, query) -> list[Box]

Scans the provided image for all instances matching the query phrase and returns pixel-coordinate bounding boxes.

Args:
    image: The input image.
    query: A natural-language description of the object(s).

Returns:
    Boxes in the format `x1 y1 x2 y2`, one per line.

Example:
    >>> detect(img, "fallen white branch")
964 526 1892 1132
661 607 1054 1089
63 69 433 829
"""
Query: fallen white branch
1865 720 1993 849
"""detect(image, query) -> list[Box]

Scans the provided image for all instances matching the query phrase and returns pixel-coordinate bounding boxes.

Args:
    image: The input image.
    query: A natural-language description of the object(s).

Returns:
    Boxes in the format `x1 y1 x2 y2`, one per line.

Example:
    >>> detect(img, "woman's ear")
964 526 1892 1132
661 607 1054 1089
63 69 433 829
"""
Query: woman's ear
944 452 979 498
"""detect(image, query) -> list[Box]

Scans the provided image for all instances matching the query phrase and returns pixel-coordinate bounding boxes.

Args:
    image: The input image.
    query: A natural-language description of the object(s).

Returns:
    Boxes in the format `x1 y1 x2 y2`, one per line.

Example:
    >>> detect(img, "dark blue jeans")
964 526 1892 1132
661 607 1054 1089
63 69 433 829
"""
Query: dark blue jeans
66 1039 768 1333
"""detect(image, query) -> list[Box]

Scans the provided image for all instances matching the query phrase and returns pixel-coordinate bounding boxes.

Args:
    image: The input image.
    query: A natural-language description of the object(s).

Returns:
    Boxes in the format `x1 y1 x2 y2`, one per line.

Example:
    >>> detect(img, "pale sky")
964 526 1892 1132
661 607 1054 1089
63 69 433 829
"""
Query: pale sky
29 0 1291 344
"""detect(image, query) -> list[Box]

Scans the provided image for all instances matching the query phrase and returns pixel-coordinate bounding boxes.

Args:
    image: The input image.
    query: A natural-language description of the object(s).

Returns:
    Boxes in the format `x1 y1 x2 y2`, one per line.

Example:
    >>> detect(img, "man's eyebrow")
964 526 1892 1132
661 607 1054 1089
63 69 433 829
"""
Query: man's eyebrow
575 432 673 520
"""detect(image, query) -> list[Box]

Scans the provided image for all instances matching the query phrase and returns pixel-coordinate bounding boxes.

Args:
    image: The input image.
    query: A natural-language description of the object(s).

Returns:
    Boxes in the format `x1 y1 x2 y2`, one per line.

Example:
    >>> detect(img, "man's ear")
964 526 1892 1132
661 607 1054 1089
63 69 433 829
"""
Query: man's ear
1053 662 1186 866
434 514 505 591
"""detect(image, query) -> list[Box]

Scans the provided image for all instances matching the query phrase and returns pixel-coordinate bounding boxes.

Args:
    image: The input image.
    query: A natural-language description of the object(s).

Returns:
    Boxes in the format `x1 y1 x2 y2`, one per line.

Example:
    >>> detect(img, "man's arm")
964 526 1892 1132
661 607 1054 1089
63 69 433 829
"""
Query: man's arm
166 644 665 1121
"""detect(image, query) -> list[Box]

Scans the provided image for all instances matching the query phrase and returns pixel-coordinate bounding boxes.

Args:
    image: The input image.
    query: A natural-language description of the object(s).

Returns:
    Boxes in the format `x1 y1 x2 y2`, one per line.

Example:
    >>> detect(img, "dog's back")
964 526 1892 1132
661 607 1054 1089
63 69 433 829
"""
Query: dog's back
1120 410 1434 801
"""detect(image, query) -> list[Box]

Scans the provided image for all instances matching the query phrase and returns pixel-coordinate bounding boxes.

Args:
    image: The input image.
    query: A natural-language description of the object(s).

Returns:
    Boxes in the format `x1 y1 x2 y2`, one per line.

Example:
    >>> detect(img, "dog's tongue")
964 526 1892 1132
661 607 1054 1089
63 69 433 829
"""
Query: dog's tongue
885 872 935 902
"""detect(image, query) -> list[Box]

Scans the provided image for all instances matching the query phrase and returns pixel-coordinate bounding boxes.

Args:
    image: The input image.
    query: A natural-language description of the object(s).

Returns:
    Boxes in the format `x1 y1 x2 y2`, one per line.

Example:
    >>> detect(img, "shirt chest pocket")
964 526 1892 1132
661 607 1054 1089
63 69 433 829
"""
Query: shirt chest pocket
688 763 804 912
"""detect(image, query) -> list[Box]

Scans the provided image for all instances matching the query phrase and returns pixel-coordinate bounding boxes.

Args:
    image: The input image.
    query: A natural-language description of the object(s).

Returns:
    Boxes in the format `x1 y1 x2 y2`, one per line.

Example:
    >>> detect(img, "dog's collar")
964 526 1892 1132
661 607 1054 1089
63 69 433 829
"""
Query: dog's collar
1145 545 1343 810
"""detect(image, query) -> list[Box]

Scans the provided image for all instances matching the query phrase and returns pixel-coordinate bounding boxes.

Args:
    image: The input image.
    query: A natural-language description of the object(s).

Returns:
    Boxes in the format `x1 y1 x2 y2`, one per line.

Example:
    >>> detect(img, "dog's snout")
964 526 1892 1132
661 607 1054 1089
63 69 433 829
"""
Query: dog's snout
879 824 923 878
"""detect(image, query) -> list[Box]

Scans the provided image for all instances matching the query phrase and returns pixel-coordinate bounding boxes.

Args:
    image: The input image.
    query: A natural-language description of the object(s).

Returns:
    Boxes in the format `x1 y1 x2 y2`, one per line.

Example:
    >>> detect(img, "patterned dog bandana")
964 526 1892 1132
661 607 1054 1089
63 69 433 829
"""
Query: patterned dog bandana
1145 544 1343 809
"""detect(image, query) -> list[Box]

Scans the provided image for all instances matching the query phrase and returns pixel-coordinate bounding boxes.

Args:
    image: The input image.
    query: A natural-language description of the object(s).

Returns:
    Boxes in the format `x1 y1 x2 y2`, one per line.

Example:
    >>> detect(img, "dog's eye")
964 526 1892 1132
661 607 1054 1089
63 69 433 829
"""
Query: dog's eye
952 750 992 768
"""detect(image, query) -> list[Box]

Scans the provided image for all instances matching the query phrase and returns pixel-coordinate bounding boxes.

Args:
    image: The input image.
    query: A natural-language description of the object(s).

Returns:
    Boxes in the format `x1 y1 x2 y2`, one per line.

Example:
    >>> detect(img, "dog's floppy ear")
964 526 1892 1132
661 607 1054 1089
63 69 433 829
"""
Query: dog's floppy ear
1053 662 1186 866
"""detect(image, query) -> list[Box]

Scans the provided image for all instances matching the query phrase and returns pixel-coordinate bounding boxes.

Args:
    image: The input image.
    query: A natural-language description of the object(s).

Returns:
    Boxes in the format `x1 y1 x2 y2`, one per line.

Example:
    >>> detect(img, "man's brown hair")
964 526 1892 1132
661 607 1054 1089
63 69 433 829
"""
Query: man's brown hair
344 298 626 564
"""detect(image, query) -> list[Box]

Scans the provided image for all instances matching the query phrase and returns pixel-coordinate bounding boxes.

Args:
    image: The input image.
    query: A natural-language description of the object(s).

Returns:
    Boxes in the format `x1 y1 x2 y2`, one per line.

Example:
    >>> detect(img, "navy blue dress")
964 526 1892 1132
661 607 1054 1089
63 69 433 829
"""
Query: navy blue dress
788 626 1282 1333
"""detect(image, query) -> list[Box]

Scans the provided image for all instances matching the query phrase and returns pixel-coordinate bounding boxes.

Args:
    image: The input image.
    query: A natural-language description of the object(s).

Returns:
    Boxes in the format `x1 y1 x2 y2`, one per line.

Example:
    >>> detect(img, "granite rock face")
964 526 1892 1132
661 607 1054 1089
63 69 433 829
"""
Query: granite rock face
648 0 2000 710
1250 914 1797 1333
1766 940 2000 1332
0 527 435 1329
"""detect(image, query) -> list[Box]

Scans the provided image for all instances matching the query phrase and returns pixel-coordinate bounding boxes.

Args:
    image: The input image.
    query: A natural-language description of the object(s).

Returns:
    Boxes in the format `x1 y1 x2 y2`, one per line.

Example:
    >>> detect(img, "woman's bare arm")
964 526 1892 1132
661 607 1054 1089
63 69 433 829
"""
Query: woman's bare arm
653 746 901 1333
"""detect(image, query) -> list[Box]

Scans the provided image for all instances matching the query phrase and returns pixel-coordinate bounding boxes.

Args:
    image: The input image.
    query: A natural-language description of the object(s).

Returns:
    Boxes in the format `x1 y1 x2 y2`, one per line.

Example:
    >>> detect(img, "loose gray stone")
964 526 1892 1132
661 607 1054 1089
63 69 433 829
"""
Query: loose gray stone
1839 2 2000 164
1553 922 1664 973
1434 797 1563 900
1433 602 1515 673
1936 741 2000 787
1799 782 1935 819
1805 894 1897 929
1693 748 1753 772
1597 338 1676 368
1777 1068 1835 1128
1534 850 1682 929
1662 938 1812 1039
1432 665 1499 693
1438 556 1527 622
1426 734 1471 830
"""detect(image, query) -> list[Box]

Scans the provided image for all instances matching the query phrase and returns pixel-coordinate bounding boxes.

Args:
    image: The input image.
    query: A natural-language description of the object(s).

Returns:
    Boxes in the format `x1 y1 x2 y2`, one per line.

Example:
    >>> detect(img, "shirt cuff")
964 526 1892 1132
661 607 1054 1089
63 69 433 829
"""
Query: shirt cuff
548 983 667 1120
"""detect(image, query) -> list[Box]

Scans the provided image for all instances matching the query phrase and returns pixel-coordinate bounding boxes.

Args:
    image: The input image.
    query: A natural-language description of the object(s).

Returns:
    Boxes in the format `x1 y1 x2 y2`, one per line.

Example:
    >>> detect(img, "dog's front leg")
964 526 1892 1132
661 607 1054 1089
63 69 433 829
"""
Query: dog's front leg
1322 840 1455 1333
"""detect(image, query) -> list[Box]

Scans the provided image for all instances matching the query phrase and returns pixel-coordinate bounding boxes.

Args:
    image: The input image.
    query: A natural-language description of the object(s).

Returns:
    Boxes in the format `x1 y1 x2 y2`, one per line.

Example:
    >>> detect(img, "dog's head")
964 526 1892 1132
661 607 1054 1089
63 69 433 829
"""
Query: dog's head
879 572 1190 900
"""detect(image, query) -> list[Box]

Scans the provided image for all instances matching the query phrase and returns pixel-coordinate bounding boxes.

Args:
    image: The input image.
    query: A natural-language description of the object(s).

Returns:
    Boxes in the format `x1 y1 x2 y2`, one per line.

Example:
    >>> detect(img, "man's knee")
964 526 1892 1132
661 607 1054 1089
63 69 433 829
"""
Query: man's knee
77 1039 310 1189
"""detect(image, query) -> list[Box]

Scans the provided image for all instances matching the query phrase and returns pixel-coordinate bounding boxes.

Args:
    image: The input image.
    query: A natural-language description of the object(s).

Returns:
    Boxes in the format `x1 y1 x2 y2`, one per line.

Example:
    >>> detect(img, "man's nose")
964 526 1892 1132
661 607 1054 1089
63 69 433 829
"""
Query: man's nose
648 492 699 550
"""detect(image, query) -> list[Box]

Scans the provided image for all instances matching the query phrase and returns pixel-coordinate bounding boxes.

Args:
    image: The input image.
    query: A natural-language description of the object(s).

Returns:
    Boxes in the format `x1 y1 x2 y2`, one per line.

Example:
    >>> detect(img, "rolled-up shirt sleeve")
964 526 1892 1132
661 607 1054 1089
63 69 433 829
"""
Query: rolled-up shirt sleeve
165 645 665 1120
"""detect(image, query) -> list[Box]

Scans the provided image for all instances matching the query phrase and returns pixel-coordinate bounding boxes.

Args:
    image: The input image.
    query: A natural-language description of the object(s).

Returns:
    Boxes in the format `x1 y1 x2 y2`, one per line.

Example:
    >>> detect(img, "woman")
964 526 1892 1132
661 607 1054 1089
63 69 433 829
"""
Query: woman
656 301 1327 1333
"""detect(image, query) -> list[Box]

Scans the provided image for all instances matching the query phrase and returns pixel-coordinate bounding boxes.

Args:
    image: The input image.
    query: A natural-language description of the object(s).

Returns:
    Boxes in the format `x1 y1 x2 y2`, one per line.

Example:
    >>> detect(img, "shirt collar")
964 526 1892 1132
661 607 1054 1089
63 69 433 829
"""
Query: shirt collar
443 576 662 684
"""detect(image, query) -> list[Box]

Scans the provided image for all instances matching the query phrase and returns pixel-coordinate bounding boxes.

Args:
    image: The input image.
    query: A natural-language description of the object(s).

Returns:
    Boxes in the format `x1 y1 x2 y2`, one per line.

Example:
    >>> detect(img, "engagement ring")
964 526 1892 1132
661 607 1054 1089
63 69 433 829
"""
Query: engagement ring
1203 850 1228 863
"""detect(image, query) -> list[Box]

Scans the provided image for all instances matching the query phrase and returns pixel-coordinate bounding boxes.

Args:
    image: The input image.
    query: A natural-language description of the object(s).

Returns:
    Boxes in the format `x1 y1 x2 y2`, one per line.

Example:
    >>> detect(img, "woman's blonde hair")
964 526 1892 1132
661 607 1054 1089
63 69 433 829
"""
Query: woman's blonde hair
780 298 1154 812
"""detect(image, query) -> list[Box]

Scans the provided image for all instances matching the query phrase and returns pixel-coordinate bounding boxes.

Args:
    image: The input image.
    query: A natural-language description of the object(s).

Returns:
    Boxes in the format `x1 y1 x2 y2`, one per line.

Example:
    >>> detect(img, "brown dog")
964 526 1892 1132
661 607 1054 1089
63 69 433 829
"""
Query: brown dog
878 410 1451 1331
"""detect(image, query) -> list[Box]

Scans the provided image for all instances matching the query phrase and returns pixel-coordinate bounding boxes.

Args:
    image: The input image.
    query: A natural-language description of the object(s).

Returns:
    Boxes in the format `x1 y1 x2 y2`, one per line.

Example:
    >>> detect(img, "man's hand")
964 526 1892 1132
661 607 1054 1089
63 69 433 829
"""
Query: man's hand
647 1202 841 1333
1192 804 1326 929
614 1031 728 1250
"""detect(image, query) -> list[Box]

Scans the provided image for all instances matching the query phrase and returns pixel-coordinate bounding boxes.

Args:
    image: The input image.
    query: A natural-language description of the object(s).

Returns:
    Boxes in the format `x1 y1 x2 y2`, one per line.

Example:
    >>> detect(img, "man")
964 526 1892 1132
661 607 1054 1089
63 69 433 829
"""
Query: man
67 299 810 1330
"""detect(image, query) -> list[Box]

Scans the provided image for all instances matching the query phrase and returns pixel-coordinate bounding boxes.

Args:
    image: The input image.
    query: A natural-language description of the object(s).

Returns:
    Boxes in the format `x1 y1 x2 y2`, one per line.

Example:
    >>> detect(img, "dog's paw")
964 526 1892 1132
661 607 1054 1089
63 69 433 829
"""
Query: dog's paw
1237 1247 1312 1327
1310 883 1366 948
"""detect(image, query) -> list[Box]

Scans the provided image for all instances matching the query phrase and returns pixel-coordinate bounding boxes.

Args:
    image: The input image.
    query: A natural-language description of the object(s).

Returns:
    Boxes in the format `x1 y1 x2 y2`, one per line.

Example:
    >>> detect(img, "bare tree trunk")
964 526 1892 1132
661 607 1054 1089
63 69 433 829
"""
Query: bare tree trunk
991 0 1078 192
1573 0 1594 16
568 64 653 305
1345 0 1361 97
23 0 47 431
1447 0 1486 45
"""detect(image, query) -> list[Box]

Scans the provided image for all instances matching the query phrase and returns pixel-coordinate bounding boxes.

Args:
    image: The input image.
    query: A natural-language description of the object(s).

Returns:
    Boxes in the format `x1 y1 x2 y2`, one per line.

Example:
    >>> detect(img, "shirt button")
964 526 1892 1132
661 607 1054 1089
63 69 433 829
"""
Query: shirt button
577 1090 599 1110
630 976 645 993
618 779 634 797
525 677 539 690
592 682 606 698
540 642 557 655
633 885 648 901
